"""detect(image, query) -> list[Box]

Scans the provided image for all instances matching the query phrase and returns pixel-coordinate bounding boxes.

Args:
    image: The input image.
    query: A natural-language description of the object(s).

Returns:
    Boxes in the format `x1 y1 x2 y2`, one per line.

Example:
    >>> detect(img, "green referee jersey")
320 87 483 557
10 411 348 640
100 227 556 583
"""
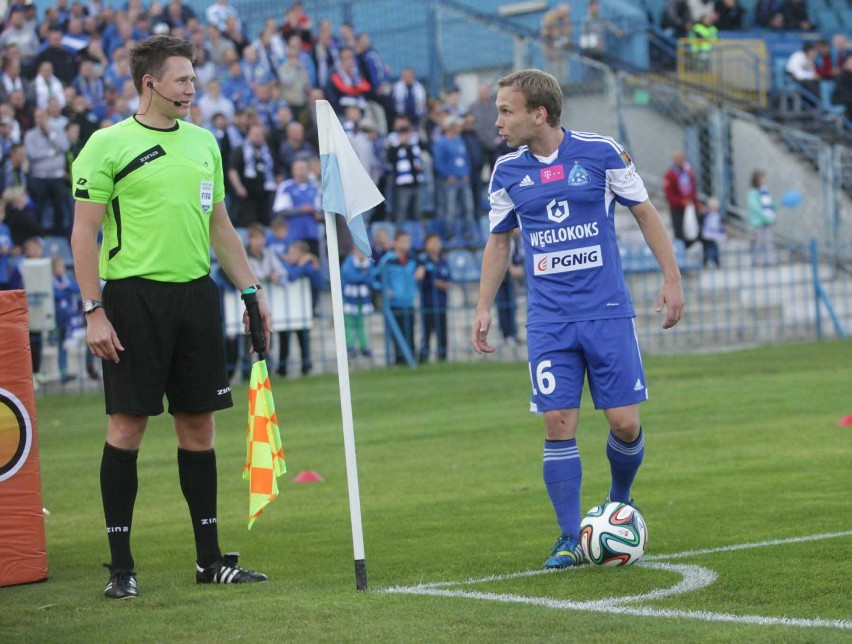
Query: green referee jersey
72 116 225 283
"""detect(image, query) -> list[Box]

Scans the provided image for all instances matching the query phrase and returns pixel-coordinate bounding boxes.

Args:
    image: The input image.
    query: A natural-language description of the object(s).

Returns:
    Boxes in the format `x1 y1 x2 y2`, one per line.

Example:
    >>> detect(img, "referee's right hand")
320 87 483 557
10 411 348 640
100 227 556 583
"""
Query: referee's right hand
86 310 124 363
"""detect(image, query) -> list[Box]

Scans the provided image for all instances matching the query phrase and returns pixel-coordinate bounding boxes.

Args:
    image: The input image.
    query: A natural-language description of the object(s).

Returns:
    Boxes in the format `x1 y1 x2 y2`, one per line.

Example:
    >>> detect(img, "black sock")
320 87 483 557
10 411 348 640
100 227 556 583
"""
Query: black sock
178 448 222 568
101 442 138 571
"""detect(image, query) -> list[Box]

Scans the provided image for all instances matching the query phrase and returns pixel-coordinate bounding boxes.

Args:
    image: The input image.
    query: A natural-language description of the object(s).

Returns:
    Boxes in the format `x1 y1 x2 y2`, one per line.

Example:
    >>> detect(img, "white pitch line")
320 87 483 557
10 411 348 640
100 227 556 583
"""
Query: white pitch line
643 529 852 561
385 586 852 631
378 531 852 631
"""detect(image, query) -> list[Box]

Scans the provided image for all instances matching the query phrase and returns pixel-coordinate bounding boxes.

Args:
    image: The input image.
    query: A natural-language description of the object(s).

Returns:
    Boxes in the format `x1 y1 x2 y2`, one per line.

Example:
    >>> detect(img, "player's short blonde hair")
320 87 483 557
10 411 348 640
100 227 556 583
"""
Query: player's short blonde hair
497 69 562 127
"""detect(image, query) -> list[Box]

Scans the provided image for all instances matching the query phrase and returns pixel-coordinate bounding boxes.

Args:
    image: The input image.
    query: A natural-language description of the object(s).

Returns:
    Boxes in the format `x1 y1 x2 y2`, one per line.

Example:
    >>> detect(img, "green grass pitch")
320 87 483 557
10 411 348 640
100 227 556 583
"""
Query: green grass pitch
2 340 851 642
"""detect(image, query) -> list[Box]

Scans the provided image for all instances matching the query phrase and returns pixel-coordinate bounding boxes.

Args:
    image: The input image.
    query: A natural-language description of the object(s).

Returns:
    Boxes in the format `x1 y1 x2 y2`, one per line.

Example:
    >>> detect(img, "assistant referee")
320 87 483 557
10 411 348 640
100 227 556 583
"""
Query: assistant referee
71 35 272 600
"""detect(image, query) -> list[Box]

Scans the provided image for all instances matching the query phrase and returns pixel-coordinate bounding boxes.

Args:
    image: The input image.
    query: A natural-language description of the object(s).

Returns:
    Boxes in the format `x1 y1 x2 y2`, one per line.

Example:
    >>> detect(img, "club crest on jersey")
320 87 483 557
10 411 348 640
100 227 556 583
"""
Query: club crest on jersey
546 198 570 223
568 162 590 186
540 164 564 184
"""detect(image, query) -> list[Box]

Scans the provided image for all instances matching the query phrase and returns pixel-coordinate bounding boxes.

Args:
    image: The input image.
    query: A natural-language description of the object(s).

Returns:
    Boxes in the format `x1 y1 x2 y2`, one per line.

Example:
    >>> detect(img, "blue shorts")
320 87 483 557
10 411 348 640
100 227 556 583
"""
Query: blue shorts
526 318 647 413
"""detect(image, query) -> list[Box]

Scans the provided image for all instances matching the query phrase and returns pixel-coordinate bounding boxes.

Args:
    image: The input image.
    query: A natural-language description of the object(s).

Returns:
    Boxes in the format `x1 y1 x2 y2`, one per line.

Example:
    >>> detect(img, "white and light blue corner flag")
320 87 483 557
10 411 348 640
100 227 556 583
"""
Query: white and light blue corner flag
317 100 384 257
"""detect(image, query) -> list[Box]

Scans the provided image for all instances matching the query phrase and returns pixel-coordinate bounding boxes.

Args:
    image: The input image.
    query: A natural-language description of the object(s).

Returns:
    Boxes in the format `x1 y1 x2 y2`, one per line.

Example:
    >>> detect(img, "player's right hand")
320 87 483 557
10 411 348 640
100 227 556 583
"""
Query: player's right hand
471 310 495 355
86 311 124 363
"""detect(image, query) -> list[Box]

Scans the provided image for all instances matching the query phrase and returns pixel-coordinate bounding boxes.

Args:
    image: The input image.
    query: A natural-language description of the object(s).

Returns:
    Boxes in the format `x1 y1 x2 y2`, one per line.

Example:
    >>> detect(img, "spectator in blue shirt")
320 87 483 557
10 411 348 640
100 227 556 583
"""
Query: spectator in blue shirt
51 254 81 382
341 245 374 358
271 157 321 255
0 202 11 290
265 215 289 264
373 230 424 365
221 60 256 110
277 240 324 377
433 115 476 243
418 233 451 363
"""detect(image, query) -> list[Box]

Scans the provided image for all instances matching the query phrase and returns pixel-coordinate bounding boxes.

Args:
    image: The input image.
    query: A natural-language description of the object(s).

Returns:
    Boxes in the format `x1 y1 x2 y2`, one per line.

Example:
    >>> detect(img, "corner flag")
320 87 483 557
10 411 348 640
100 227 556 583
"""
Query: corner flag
316 100 383 591
317 100 384 257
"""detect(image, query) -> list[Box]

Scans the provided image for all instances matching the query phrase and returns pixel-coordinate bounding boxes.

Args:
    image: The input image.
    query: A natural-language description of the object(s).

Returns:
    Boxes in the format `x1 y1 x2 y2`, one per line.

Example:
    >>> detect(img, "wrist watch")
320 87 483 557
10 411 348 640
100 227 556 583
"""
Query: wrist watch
83 299 104 315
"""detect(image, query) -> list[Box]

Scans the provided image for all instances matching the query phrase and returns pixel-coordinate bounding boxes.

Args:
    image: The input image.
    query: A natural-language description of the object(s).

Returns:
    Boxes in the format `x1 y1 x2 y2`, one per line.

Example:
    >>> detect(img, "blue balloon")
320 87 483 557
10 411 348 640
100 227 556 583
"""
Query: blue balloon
782 190 802 208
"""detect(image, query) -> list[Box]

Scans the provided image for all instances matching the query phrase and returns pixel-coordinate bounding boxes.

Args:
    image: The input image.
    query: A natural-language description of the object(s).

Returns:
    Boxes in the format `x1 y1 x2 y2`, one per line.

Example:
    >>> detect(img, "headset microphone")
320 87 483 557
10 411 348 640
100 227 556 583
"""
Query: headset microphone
147 81 183 107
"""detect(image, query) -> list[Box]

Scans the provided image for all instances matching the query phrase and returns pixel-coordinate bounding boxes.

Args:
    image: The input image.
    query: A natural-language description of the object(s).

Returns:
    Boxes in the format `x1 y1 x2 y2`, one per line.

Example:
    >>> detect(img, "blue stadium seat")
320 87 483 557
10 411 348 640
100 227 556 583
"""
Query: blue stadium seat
814 8 840 30
478 216 491 245
773 57 808 114
446 249 481 283
820 80 845 117
42 235 73 268
672 238 701 272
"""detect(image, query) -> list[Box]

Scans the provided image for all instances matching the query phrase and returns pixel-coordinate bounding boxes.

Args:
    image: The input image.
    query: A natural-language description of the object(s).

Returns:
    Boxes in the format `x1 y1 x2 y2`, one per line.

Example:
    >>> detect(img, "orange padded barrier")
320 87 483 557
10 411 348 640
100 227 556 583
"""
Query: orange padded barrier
0 290 48 586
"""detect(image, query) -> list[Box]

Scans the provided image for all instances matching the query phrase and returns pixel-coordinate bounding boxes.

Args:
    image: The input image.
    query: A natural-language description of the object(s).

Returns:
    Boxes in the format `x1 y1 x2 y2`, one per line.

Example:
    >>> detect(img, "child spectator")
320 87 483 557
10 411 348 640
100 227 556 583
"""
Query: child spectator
245 222 286 284
266 215 290 264
340 246 374 358
417 233 450 363
277 240 324 377
371 225 393 263
373 230 424 365
8 236 45 381
747 170 778 267
51 254 81 382
699 197 726 268
495 229 525 346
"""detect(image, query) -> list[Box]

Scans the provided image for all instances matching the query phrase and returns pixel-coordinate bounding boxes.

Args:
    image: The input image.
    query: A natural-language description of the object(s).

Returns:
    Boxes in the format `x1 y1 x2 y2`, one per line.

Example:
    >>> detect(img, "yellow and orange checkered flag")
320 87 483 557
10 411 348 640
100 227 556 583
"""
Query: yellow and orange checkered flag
242 359 286 529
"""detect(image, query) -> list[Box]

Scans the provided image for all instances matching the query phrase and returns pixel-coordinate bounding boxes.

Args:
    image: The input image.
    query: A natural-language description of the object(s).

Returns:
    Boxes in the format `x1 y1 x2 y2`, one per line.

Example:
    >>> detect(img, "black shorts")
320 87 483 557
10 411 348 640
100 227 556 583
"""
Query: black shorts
101 275 233 416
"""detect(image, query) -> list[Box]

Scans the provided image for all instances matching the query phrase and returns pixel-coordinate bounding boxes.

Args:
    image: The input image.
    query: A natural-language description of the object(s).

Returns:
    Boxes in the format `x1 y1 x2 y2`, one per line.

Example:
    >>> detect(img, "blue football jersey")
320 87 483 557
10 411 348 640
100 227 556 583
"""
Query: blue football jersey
488 129 648 325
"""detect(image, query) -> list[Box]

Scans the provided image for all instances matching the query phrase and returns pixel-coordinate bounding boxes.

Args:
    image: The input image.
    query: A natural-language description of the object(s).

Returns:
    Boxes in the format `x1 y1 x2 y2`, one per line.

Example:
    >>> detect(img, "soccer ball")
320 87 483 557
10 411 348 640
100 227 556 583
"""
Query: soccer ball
579 501 648 566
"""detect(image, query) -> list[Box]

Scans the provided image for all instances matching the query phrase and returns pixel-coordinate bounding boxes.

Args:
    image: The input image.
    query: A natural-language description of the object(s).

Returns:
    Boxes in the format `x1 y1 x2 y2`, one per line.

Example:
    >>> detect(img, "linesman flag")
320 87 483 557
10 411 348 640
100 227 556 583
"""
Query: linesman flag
317 100 384 257
241 288 286 529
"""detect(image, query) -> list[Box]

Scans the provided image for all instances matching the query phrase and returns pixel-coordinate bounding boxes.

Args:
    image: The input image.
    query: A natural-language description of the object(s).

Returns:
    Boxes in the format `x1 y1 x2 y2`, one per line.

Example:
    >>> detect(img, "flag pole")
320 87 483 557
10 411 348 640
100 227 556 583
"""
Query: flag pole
323 210 368 591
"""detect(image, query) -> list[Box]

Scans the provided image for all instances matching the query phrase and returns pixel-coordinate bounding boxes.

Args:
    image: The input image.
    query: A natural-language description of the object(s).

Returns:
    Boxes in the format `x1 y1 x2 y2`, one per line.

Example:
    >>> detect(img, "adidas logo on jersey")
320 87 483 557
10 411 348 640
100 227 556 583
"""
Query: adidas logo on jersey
519 175 534 187
634 379 644 391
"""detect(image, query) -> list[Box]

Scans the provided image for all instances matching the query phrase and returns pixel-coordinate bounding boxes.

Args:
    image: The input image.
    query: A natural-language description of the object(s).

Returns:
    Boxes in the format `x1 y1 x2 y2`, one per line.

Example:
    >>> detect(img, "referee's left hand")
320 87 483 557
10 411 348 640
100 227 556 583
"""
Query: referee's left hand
242 290 273 354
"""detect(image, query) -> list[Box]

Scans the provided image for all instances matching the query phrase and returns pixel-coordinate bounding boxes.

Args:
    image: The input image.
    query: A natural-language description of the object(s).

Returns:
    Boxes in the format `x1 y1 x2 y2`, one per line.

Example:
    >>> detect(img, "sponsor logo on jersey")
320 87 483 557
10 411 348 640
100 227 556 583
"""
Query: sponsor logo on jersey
519 174 534 187
568 162 590 186
540 164 565 184
532 244 603 275
546 198 570 223
529 221 599 248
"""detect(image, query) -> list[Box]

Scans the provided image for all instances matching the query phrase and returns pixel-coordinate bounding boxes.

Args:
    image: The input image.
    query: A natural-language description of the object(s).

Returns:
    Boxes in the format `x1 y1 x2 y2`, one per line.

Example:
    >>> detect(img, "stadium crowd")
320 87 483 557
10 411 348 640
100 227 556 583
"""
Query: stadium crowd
1 0 846 380
0 0 523 380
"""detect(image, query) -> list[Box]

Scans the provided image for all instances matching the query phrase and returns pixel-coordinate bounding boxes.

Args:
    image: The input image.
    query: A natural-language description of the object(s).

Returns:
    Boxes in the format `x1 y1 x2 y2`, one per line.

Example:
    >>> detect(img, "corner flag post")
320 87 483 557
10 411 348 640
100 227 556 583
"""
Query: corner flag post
317 99 384 591
323 214 368 590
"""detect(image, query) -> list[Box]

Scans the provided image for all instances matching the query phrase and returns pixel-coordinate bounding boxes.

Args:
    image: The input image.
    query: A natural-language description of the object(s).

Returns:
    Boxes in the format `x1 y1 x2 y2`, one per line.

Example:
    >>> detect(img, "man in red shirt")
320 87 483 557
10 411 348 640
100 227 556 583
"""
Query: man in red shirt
662 149 701 248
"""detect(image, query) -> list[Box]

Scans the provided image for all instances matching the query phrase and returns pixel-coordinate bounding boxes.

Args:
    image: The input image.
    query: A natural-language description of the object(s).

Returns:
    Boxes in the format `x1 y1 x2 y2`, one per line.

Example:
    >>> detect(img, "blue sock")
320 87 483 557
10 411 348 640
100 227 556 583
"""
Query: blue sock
543 439 582 540
606 428 644 503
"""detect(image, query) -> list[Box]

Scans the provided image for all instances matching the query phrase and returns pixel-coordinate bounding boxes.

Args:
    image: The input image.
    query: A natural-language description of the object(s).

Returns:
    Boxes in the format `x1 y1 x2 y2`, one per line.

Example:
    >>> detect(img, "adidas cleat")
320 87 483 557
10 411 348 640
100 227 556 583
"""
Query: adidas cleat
103 565 138 599
196 552 268 584
543 534 587 569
